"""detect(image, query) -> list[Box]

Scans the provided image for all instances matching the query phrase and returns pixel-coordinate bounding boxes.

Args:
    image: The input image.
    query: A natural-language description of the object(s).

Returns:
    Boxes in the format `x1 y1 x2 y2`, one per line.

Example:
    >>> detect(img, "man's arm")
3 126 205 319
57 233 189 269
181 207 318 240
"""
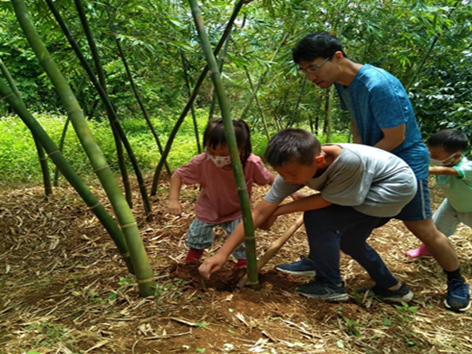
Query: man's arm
374 124 405 152
199 199 280 278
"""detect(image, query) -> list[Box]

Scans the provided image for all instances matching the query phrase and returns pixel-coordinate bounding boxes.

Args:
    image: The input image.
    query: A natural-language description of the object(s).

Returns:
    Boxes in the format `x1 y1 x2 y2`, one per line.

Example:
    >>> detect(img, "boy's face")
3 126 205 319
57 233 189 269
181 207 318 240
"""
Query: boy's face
428 145 461 166
274 154 322 185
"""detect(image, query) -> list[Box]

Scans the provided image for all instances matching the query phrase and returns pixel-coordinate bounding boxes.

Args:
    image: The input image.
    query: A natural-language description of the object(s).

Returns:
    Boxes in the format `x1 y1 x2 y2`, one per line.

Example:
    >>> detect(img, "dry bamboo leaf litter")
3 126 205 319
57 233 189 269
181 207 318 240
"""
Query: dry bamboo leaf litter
1 179 472 353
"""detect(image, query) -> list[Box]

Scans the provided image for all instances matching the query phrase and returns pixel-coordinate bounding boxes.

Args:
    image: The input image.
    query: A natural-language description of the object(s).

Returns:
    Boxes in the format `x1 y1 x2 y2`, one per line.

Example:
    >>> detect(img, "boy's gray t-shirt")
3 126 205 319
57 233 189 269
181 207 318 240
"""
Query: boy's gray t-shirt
264 144 417 217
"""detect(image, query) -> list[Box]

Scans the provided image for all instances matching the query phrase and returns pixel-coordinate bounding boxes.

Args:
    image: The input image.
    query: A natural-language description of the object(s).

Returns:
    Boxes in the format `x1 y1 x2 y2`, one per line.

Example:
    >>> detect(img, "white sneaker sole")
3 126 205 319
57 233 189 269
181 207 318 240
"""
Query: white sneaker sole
275 267 316 277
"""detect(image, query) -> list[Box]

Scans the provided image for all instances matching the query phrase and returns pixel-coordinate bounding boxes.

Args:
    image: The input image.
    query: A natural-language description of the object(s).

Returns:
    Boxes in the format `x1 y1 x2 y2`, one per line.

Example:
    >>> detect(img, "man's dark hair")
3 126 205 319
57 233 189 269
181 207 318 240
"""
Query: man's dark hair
427 129 469 153
265 128 321 167
292 31 345 64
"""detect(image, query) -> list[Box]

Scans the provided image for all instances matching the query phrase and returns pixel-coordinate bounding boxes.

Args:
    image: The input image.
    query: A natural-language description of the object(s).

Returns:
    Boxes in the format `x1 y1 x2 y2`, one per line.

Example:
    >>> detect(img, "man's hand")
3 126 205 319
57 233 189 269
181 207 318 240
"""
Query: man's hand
168 200 182 215
198 253 228 279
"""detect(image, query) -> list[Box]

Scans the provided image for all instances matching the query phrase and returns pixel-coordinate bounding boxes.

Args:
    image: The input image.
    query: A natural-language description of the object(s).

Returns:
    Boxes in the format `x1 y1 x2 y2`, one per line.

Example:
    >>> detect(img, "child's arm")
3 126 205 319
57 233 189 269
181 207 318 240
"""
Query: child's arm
168 174 183 215
198 199 280 278
429 166 460 177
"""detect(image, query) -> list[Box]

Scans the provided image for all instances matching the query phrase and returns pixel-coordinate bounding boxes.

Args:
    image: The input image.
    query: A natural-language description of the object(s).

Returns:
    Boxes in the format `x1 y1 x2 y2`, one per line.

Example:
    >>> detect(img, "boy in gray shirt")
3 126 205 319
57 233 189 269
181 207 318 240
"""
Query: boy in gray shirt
199 128 417 302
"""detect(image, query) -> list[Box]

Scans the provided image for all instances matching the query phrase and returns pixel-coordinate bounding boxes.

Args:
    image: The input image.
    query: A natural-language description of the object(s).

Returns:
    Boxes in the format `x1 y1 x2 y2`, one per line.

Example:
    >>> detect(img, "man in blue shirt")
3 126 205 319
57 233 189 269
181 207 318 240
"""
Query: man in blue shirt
276 31 470 312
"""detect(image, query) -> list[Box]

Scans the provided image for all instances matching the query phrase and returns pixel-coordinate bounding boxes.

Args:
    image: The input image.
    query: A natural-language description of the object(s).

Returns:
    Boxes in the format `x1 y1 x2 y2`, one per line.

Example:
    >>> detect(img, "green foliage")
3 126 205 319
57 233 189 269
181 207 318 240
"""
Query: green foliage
26 322 71 348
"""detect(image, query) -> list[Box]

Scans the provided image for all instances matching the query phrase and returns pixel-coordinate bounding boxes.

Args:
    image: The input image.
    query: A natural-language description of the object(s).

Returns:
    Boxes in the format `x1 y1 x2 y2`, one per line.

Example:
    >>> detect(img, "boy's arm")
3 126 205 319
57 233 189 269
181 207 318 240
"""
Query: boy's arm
273 193 331 217
168 174 183 215
374 125 405 152
429 166 460 177
198 199 280 279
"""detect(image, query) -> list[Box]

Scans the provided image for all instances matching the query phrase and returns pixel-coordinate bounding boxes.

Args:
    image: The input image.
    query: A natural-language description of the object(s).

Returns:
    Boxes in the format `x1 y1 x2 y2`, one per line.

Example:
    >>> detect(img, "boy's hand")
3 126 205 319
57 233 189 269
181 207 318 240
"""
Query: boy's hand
198 253 227 279
290 191 306 201
168 200 182 215
259 214 277 230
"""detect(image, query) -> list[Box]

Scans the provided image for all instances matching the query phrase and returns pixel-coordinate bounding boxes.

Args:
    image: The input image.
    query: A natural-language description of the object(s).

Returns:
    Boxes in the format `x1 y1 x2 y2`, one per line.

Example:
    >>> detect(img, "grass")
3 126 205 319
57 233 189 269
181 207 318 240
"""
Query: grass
0 112 350 184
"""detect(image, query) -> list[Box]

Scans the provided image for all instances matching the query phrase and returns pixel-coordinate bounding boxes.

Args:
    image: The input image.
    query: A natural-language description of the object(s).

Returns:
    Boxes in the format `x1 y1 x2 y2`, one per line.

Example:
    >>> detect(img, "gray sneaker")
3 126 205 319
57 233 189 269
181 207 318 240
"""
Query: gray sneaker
295 280 349 301
365 283 414 303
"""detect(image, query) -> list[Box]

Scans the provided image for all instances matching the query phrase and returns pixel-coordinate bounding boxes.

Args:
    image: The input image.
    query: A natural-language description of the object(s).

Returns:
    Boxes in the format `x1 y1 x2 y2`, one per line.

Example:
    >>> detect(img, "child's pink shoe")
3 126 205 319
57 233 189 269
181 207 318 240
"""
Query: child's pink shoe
405 243 430 258
185 248 204 264
234 259 247 269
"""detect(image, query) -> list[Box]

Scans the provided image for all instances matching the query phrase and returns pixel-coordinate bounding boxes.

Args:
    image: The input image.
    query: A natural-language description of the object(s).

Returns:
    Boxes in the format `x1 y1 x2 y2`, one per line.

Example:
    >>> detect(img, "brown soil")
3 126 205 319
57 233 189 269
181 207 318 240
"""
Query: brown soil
1 176 471 354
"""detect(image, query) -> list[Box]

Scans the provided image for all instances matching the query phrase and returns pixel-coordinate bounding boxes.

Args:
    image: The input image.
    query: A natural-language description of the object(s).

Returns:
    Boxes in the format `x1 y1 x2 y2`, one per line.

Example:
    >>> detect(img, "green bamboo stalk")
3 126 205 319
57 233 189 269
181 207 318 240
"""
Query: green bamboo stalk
116 38 172 175
73 0 134 210
208 34 232 120
243 65 270 141
180 53 202 154
53 115 70 186
55 77 86 187
45 0 152 217
324 86 335 143
286 76 307 129
150 0 250 195
188 0 259 290
0 77 134 273
0 58 52 195
11 0 155 296
239 31 290 121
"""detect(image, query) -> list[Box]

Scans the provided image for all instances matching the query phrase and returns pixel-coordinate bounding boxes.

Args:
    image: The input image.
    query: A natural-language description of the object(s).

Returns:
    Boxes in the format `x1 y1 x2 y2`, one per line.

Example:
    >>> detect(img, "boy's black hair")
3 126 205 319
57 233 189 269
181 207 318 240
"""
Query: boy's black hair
203 118 252 167
265 128 321 167
426 129 469 153
292 31 346 64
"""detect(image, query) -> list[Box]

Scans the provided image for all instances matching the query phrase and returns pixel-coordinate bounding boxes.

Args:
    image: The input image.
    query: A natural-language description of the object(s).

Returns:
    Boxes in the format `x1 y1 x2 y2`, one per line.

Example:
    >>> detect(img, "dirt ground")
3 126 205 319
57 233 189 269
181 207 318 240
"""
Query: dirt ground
1 175 472 354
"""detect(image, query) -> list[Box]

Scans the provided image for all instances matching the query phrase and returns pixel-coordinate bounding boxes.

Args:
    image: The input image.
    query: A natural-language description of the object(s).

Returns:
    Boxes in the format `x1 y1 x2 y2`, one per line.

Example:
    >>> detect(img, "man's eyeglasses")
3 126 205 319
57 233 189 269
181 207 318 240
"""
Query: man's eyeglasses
298 56 331 74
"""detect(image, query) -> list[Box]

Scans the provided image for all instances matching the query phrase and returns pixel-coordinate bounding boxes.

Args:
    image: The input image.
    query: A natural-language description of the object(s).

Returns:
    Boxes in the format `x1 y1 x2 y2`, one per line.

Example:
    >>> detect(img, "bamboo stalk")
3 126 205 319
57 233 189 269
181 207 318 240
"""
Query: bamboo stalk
45 0 153 217
11 0 155 296
0 58 52 195
243 65 270 141
180 53 202 154
73 0 134 210
150 0 251 195
239 31 290 121
116 38 172 174
0 77 134 273
189 0 259 290
237 215 304 288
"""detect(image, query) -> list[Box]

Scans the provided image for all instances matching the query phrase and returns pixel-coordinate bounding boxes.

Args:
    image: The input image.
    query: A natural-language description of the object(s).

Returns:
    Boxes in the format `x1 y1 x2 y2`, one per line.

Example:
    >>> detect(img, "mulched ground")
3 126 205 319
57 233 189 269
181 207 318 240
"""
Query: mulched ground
1 175 472 354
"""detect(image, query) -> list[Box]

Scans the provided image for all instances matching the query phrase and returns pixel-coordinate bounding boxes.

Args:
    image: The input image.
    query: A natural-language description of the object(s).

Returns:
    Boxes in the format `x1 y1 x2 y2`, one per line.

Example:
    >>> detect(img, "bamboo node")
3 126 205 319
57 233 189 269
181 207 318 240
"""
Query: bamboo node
48 150 60 157
121 222 137 229
1 92 15 101
88 202 101 210
93 164 109 172
137 277 154 284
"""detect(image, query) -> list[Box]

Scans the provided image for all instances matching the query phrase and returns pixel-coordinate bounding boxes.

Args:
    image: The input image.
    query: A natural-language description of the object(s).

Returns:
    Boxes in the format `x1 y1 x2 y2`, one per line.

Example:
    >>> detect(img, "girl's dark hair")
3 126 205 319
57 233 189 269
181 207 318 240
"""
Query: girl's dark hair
203 118 252 167
265 128 321 167
426 129 469 153
292 31 346 64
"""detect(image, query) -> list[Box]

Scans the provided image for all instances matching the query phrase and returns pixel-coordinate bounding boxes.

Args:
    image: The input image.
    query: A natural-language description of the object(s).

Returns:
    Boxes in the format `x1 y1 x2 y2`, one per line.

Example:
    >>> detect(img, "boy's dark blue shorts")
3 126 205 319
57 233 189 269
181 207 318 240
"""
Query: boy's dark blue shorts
395 178 433 221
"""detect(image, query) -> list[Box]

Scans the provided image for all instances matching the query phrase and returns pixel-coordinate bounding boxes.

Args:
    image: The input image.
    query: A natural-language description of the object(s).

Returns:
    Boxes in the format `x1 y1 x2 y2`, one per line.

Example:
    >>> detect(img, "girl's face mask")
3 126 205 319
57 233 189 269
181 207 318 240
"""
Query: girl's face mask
207 153 231 168
430 152 458 166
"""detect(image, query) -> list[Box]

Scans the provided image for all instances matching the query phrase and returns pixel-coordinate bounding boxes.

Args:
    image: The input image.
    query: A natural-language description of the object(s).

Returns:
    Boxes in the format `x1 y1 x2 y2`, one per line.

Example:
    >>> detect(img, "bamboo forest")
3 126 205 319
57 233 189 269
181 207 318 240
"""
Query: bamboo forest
1 0 472 353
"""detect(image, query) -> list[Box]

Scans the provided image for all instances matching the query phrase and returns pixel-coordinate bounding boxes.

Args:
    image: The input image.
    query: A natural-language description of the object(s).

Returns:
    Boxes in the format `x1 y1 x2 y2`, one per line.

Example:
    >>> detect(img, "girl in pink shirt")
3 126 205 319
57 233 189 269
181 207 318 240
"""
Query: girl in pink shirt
168 118 274 268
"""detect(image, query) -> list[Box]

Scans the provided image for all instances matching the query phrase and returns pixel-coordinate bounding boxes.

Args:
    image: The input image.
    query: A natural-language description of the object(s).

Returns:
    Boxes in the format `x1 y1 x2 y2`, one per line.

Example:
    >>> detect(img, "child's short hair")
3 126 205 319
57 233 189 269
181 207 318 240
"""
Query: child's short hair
427 129 469 153
203 118 252 165
265 128 321 167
